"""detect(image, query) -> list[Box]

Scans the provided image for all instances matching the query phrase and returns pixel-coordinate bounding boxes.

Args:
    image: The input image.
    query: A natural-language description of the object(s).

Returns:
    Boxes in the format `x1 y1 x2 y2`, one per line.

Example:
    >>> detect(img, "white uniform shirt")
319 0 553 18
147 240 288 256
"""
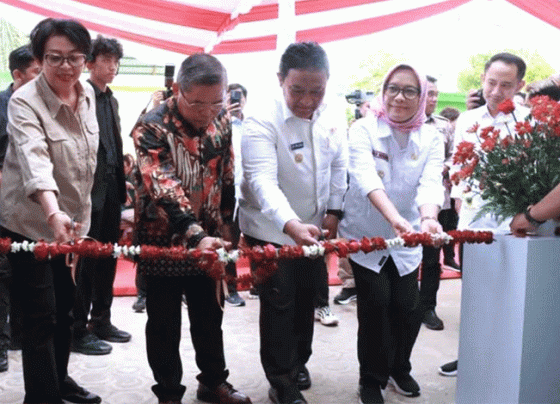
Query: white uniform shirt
339 115 444 276
238 95 348 246
451 104 530 233
231 115 243 209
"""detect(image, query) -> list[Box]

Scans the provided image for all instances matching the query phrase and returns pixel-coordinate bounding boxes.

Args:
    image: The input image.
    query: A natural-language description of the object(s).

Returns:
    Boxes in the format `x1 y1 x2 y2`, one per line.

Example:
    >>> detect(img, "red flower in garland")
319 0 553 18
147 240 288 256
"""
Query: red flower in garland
497 99 515 115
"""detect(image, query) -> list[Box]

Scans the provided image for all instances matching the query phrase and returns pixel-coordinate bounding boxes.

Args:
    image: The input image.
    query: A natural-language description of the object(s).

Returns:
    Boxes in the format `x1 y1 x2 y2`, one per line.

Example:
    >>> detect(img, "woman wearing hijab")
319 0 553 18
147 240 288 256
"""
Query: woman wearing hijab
339 64 444 404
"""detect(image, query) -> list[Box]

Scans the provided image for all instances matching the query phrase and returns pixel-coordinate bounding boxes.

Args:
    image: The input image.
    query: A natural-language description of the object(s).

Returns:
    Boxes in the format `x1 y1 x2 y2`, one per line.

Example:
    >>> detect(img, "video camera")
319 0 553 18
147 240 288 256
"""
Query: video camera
345 89 374 119
163 64 175 100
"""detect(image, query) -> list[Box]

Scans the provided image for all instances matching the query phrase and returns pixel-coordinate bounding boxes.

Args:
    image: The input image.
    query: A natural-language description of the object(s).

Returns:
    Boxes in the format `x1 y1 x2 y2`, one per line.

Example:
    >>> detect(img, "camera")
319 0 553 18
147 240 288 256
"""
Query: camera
345 89 374 105
473 88 486 107
163 64 175 99
345 89 374 119
230 89 242 105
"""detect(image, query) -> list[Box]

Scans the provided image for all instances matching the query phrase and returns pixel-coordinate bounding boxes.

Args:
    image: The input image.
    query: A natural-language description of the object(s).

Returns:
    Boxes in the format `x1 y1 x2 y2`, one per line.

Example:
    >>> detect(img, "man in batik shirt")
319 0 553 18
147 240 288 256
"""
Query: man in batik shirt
131 53 251 404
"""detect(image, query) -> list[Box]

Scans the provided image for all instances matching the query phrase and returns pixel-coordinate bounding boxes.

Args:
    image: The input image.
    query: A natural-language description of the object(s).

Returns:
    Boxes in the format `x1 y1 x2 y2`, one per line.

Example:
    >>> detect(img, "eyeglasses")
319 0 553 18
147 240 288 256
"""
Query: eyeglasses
180 89 225 112
44 53 86 67
385 84 420 100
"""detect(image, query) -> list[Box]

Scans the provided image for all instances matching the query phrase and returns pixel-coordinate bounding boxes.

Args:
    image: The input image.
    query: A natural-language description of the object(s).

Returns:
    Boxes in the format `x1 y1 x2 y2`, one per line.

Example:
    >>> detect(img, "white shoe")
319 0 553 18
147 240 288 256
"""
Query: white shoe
314 306 339 326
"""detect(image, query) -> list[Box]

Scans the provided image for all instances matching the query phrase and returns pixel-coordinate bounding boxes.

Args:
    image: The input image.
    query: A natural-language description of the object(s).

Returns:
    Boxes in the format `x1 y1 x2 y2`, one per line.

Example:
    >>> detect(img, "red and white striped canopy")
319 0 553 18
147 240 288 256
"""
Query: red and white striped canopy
1 0 559 55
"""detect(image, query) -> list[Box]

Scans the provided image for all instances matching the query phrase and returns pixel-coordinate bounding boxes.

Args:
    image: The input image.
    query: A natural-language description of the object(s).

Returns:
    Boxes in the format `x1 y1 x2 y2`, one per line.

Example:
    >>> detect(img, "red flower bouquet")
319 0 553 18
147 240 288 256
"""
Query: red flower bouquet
451 96 560 222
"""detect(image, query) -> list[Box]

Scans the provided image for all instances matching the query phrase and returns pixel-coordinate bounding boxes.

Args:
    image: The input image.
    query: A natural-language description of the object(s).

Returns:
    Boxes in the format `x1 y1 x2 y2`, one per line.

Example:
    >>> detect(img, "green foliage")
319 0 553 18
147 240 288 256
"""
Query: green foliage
0 18 29 72
456 49 556 93
347 51 406 95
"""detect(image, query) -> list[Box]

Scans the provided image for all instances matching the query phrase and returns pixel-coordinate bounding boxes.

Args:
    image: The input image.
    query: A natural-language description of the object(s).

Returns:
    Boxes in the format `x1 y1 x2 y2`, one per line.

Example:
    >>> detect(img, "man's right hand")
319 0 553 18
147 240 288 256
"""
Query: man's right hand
283 219 322 246
466 89 482 110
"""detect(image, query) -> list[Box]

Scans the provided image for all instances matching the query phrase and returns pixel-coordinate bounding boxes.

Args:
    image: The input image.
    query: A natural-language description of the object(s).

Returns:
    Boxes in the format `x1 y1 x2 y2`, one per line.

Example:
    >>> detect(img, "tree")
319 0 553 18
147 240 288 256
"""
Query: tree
0 18 29 87
347 51 405 95
456 49 555 93
344 51 405 123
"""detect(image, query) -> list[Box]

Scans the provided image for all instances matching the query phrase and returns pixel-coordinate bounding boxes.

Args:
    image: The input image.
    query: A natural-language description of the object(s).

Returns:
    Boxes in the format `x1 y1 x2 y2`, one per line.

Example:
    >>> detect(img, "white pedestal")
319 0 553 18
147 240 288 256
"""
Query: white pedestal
456 235 560 404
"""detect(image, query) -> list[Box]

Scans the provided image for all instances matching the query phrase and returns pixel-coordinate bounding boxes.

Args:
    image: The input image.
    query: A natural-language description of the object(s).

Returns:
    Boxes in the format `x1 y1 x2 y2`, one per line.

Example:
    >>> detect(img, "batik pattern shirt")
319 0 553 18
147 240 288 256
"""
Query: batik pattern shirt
131 97 235 276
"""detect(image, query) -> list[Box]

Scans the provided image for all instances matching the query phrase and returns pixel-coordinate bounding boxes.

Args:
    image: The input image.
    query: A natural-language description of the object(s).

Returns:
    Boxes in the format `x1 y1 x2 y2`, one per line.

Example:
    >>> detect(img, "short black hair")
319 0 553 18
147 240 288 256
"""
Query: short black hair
426 75 437 84
176 53 227 93
439 106 460 122
89 35 123 62
528 84 560 102
227 83 247 98
30 18 92 61
485 52 526 81
278 42 329 80
9 44 35 76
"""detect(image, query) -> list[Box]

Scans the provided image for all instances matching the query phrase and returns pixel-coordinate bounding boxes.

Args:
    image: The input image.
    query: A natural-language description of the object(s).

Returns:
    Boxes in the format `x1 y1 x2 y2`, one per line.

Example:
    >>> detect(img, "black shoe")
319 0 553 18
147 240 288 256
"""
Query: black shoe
72 333 112 355
92 324 131 343
296 366 311 390
247 287 259 299
268 387 306 404
443 259 461 271
225 292 246 307
358 384 384 404
0 349 8 372
439 359 458 376
388 374 420 397
61 376 101 403
333 287 357 305
132 295 146 313
423 309 444 330
196 381 251 403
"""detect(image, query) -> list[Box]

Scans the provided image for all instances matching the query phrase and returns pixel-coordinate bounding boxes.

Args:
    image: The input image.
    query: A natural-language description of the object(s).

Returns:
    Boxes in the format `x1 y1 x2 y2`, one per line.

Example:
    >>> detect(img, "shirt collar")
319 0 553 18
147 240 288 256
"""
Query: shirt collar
37 72 88 118
378 116 421 147
87 79 112 98
279 94 326 123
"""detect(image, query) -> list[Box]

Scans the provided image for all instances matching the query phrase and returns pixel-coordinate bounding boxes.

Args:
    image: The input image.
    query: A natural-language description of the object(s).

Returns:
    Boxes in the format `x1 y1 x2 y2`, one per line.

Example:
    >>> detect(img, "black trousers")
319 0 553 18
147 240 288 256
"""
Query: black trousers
419 244 440 312
145 273 228 402
0 274 9 351
439 207 459 261
314 262 330 308
351 257 422 389
419 207 460 312
254 253 322 400
73 174 121 336
2 227 74 404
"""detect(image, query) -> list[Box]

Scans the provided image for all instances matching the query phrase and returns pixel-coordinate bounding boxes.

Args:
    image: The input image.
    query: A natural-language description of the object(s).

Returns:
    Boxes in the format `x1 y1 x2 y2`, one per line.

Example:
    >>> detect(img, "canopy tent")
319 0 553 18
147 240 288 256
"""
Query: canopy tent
1 0 559 56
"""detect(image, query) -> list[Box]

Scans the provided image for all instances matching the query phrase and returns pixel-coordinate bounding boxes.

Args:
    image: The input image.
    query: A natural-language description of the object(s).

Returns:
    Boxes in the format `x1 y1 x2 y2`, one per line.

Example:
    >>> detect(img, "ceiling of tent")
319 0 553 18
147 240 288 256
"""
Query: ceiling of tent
0 0 559 55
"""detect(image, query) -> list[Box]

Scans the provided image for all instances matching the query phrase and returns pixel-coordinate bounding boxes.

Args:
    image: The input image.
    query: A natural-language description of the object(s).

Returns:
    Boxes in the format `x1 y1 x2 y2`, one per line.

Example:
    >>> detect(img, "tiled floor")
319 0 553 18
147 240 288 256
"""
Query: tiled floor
0 281 461 404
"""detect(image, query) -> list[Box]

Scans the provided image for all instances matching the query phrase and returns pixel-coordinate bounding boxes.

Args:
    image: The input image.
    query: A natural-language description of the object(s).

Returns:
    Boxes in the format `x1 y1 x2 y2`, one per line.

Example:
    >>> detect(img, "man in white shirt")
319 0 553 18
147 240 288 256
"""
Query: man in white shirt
440 52 528 378
238 42 348 404
452 52 529 233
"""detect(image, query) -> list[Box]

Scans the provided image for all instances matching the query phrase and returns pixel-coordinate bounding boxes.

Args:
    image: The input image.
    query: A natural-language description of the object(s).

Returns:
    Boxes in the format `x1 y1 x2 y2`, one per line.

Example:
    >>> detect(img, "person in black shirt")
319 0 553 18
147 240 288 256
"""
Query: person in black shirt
71 35 130 356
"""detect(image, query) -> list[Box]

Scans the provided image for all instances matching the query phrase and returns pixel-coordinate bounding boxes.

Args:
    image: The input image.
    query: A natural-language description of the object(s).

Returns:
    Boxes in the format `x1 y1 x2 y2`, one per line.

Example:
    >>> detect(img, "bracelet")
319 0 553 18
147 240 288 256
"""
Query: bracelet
46 210 64 223
326 209 344 220
524 208 545 227
420 216 438 223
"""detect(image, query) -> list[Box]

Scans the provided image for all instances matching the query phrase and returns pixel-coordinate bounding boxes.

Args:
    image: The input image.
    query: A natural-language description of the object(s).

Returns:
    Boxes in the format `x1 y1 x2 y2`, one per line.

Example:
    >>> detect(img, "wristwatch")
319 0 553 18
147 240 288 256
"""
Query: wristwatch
326 209 344 220
524 207 545 227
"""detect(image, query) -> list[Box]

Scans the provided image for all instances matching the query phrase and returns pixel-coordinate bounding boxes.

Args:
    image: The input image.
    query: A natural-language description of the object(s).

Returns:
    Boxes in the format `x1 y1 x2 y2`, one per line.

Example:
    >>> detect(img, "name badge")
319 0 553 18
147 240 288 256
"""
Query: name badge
372 149 389 161
290 142 304 151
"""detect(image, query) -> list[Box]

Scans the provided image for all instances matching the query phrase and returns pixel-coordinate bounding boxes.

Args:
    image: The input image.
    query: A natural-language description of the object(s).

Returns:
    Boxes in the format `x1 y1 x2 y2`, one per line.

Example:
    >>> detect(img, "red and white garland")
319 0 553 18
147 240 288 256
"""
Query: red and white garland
0 230 492 284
